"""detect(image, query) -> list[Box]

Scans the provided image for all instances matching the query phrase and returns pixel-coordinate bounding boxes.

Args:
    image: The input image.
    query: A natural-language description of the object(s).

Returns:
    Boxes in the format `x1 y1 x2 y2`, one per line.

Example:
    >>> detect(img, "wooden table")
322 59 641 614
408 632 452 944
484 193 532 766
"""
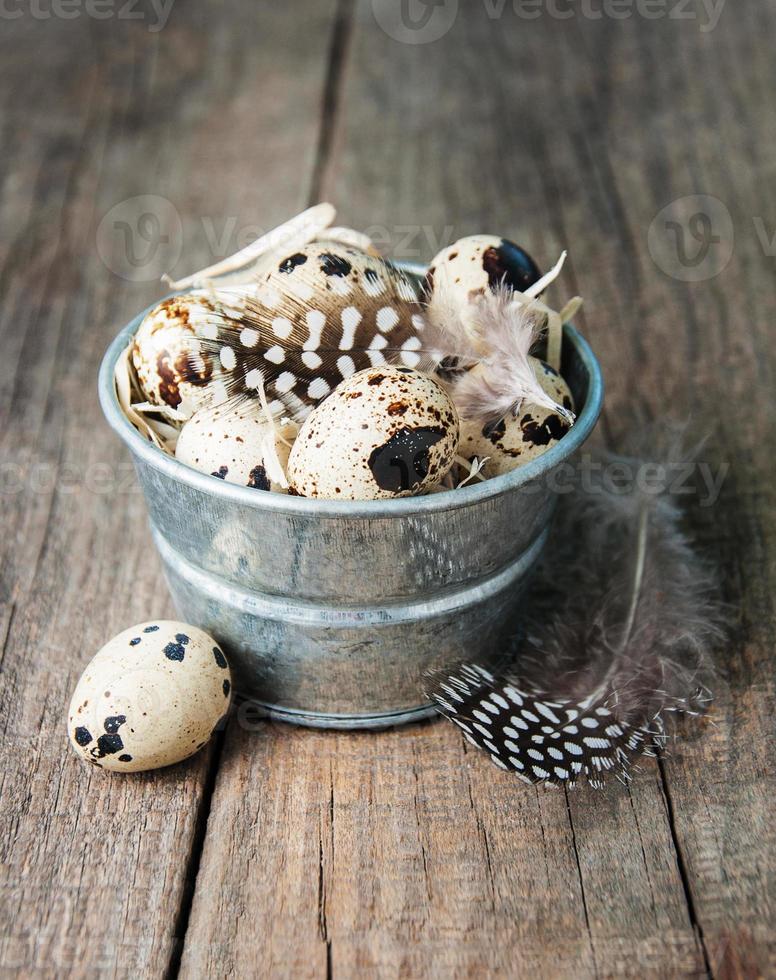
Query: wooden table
1 1 774 976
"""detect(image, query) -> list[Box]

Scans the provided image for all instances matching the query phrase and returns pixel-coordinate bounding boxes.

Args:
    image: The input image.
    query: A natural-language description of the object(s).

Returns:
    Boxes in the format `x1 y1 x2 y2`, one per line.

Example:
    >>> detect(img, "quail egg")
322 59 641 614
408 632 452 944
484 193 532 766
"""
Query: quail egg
287 366 459 499
175 405 295 491
132 292 243 418
426 235 543 313
67 621 232 773
459 358 575 477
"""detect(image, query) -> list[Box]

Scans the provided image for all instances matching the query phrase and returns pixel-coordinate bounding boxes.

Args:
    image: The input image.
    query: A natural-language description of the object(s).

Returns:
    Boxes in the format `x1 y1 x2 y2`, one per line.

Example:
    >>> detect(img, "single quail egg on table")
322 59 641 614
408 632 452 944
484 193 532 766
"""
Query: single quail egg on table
132 292 247 419
459 358 575 478
67 621 231 773
175 405 295 492
426 235 543 308
287 366 459 499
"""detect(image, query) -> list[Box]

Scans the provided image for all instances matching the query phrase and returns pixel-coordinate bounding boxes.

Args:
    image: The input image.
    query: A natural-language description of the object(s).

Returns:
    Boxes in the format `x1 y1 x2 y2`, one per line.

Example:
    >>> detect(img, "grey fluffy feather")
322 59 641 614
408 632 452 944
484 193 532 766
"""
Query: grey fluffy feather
426 439 725 788
423 284 574 423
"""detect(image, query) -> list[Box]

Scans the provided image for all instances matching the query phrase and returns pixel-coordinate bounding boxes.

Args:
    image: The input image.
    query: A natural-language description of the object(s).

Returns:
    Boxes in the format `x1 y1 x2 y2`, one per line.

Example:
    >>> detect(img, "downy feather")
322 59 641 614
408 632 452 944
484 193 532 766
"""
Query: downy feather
424 282 576 424
425 439 725 788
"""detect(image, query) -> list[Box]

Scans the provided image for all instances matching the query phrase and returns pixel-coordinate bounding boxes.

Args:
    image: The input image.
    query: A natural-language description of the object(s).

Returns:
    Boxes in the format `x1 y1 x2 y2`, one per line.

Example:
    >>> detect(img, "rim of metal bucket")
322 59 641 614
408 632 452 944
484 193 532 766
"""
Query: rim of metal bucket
98 261 604 517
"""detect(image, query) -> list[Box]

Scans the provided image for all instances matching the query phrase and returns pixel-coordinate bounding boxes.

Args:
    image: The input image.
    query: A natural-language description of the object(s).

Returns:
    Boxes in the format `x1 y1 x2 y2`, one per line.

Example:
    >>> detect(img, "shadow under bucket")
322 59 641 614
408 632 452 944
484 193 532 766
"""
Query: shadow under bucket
98 266 604 729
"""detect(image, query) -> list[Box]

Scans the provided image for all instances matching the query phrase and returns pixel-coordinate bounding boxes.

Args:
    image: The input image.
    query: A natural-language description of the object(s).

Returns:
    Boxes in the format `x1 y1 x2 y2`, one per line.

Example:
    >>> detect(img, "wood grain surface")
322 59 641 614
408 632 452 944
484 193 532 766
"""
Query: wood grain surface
1 0 774 977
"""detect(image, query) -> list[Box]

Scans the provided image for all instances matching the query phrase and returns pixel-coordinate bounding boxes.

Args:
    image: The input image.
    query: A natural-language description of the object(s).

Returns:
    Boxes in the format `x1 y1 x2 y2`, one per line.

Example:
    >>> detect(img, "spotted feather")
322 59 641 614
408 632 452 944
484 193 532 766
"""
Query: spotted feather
186 242 429 421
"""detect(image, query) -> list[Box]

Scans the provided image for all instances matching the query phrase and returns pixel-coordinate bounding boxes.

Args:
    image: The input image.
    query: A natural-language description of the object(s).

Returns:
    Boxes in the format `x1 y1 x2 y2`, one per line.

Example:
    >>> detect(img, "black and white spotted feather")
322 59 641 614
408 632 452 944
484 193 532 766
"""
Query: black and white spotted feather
183 242 428 422
426 446 724 788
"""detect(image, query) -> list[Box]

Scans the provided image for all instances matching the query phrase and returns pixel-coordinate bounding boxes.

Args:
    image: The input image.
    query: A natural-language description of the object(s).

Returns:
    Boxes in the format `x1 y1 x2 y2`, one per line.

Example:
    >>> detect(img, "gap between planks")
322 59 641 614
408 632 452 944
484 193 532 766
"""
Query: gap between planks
163 5 356 975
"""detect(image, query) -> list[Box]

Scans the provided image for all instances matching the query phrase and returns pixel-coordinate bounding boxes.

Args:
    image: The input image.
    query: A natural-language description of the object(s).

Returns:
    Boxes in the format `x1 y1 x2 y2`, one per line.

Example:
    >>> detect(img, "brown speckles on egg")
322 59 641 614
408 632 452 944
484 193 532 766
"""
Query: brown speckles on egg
176 408 294 493
428 236 543 334
458 356 574 477
132 292 229 418
287 366 459 499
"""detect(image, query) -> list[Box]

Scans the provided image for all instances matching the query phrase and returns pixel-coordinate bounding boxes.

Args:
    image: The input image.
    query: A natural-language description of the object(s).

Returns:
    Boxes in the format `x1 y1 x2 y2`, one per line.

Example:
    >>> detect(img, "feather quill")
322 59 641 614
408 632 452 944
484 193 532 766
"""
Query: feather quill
425 442 725 788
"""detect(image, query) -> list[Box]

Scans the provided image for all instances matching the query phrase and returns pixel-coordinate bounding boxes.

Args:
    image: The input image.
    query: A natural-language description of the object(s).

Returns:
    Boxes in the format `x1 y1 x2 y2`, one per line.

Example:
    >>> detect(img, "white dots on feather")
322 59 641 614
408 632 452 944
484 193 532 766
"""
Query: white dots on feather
201 322 219 341
508 756 525 770
527 748 544 762
244 368 264 389
329 276 352 297
209 380 229 405
256 285 282 307
337 355 356 378
264 346 285 365
581 717 599 729
563 741 583 756
275 372 297 394
339 307 362 349
489 693 510 710
367 350 386 367
441 683 464 703
554 767 569 780
305 310 326 350
510 715 529 731
532 766 550 780
583 737 611 749
302 351 323 370
396 275 417 302
472 709 492 725
240 327 260 348
287 280 314 302
376 307 399 333
272 317 293 340
307 378 330 400
479 699 500 715
503 687 524 707
400 336 422 368
535 702 561 724
362 273 386 298
491 755 509 771
219 346 237 371
412 313 426 333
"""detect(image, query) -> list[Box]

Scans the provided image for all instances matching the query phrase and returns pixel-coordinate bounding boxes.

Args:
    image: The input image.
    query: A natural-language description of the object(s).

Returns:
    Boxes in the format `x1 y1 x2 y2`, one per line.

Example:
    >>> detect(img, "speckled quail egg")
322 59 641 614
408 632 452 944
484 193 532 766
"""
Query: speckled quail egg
426 235 543 311
459 358 575 477
287 366 459 499
175 405 295 491
67 621 231 773
132 292 243 418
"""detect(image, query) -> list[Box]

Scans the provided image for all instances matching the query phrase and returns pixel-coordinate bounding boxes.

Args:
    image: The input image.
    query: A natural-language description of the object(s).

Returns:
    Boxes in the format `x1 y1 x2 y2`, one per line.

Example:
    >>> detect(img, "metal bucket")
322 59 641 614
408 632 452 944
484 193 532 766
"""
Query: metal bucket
98 266 603 729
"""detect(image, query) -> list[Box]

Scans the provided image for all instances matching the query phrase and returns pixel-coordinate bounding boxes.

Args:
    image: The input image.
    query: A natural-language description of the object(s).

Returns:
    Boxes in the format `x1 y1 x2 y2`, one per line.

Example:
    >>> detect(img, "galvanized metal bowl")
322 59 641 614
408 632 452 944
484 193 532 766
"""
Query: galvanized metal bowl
98 266 603 729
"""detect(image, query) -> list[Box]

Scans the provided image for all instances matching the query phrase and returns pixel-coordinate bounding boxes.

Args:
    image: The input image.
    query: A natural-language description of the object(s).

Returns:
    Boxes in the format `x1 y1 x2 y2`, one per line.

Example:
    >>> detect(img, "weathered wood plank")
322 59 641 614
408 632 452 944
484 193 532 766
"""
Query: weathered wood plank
182 2 774 978
0 2 337 975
